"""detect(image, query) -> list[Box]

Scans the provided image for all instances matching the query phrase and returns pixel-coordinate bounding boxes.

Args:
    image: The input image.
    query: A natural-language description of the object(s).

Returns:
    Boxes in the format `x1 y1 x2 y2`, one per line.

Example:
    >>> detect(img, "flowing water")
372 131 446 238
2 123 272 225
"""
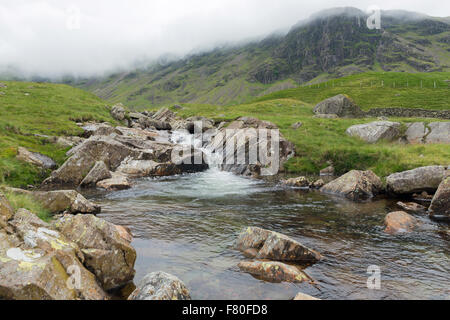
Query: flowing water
86 168 450 300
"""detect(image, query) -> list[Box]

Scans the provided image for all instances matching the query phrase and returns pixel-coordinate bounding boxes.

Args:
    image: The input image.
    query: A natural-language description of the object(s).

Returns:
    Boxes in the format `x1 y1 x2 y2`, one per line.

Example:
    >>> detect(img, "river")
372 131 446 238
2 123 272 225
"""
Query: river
86 167 450 300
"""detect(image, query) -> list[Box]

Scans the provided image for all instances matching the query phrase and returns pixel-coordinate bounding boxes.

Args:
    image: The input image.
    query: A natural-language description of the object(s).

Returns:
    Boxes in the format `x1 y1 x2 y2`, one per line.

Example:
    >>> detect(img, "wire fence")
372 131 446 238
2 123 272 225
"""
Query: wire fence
303 79 450 89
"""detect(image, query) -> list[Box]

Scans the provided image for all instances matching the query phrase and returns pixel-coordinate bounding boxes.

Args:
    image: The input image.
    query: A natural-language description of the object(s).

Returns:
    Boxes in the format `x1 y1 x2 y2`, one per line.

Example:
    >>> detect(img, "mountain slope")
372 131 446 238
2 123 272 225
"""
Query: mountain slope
77 7 450 108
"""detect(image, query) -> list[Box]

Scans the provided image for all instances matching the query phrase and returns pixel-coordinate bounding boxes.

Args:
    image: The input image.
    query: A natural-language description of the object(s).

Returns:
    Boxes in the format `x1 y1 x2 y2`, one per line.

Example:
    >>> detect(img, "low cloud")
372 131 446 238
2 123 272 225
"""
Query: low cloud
0 0 448 79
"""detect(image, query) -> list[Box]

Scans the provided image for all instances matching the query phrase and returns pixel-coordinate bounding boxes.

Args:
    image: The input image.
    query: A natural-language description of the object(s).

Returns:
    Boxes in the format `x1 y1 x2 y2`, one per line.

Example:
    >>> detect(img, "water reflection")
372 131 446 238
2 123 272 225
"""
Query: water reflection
86 169 450 300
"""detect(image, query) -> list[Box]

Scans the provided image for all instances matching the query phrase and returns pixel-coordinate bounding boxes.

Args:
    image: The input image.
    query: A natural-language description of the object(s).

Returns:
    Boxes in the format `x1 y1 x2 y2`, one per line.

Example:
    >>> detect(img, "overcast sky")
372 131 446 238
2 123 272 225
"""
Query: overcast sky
0 0 449 78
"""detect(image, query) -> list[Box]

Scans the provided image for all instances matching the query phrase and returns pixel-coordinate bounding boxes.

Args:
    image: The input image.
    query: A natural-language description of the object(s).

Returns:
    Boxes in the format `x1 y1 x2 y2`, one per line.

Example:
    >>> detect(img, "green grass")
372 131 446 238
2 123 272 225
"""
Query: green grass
160 98 450 178
254 72 450 110
3 190 52 222
0 81 117 187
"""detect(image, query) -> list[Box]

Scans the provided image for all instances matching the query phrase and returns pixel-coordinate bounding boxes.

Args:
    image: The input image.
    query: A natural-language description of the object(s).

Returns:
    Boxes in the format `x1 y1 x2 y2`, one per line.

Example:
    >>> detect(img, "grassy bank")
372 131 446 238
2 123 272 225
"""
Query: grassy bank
2 189 52 222
254 72 450 110
0 81 117 187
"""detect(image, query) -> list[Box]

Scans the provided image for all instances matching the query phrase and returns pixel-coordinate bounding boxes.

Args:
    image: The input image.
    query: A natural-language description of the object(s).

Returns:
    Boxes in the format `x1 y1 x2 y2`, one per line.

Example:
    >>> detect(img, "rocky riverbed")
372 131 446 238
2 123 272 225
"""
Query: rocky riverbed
1 103 449 300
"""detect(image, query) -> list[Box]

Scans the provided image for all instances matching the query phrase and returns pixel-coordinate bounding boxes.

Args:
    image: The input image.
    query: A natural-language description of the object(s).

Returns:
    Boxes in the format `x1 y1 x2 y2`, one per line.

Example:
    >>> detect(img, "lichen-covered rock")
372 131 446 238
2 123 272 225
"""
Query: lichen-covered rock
128 272 191 300
238 261 312 283
235 227 322 263
429 176 450 218
97 172 131 191
386 166 447 194
0 209 107 300
53 214 136 291
320 170 383 201
16 147 57 170
346 121 401 143
384 211 419 234
313 94 364 118
80 161 112 187
397 201 427 214
282 177 310 188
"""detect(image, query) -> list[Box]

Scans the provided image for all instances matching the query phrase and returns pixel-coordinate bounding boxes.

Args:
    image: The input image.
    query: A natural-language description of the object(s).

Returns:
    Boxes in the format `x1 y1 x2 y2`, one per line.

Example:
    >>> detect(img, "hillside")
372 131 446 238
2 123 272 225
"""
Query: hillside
0 81 116 186
76 7 450 108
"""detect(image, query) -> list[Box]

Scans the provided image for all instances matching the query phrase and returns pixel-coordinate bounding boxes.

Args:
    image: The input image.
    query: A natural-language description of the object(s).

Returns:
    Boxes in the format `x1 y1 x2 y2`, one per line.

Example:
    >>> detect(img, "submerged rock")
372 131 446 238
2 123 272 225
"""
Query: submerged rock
53 214 136 291
16 147 57 170
386 166 447 194
128 272 191 300
320 170 383 201
429 177 450 218
384 211 418 234
346 121 401 143
235 227 322 263
238 261 312 283
313 94 364 118
293 292 320 300
396 201 427 214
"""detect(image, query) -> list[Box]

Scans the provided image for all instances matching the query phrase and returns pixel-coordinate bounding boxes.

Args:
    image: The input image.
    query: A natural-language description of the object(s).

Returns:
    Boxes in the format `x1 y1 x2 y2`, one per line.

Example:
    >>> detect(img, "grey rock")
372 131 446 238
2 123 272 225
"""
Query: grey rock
426 122 450 144
313 94 364 118
128 272 191 300
346 121 401 143
16 147 57 170
387 166 446 194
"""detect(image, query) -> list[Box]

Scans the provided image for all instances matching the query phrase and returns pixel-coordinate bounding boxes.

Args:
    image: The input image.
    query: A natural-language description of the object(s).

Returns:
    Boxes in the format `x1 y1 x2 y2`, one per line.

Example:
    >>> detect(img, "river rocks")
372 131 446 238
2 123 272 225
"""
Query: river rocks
16 147 57 170
97 172 131 191
293 292 320 300
128 272 191 300
238 261 311 283
320 165 335 176
397 201 427 214
53 214 136 291
320 170 383 201
80 161 112 187
282 177 310 188
111 103 126 121
81 123 121 138
386 166 447 194
313 94 364 118
384 211 419 234
346 121 401 143
426 122 450 144
0 209 107 300
56 136 85 148
235 227 322 263
429 176 450 218
291 122 303 129
116 159 159 178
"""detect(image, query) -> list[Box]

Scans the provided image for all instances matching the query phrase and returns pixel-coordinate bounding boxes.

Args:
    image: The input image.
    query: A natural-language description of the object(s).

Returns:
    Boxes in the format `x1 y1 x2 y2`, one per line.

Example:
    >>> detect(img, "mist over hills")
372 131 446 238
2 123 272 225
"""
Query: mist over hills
34 7 450 106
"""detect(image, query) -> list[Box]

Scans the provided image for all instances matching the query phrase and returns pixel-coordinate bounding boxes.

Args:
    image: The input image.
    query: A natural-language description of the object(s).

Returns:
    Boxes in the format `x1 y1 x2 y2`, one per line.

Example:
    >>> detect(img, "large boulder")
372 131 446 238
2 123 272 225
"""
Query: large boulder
404 122 429 144
429 176 450 218
238 261 311 283
386 166 447 194
0 209 107 300
320 170 383 201
313 94 364 118
425 122 450 144
235 227 322 263
80 161 112 187
16 147 57 170
53 214 136 291
128 272 191 300
384 211 418 234
346 121 401 143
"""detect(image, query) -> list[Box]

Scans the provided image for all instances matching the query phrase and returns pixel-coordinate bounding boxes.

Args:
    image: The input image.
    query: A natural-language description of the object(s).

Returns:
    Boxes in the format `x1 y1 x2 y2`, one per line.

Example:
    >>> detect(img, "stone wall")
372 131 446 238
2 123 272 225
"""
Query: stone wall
366 108 450 119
